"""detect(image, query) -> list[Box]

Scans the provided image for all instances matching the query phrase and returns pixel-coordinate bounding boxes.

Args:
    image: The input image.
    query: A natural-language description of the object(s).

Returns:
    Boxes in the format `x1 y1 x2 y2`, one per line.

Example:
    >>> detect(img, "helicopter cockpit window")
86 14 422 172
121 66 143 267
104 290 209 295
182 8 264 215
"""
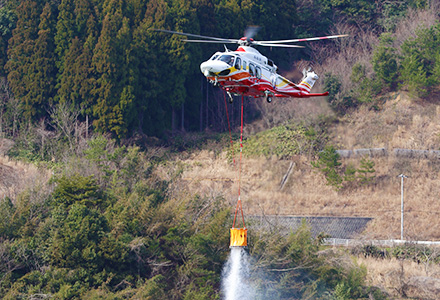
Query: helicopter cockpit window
243 60 247 71
219 55 235 66
210 54 219 61
249 63 256 77
234 57 241 70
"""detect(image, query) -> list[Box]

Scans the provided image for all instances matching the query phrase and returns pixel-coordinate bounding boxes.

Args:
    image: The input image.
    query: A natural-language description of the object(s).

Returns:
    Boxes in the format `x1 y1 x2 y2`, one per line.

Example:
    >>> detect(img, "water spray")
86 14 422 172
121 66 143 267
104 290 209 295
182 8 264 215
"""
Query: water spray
222 246 254 300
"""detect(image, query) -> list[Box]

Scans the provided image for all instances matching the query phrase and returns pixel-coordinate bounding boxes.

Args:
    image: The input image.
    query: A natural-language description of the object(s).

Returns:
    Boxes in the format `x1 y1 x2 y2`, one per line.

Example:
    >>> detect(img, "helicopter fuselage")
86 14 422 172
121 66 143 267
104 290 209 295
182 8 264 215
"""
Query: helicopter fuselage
199 46 328 100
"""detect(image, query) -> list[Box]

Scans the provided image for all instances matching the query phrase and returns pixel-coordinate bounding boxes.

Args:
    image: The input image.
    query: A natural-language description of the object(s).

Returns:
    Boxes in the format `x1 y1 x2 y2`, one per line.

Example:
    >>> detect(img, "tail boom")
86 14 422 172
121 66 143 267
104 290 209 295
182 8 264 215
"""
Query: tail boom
274 91 329 98
273 69 328 98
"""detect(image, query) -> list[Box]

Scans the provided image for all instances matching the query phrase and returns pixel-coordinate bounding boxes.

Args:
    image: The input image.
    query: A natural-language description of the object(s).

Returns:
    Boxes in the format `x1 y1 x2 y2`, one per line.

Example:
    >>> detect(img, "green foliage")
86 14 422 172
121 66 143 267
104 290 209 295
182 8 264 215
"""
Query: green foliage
0 140 385 299
312 144 343 189
2 1 432 298
0 0 438 137
400 23 440 97
244 122 328 159
49 202 129 275
407 0 429 9
245 124 306 158
350 63 380 104
0 197 17 238
83 134 155 192
343 163 357 182
53 174 105 208
377 1 408 32
323 73 357 115
314 149 376 189
372 33 399 91
5 1 57 120
318 0 376 26
357 156 376 184
0 6 17 75
351 244 389 259
392 243 440 263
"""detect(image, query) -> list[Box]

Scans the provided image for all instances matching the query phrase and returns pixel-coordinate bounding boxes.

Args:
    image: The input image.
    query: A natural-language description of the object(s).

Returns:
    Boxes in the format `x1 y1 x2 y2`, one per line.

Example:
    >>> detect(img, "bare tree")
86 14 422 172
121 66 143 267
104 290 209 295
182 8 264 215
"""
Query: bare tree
48 101 80 152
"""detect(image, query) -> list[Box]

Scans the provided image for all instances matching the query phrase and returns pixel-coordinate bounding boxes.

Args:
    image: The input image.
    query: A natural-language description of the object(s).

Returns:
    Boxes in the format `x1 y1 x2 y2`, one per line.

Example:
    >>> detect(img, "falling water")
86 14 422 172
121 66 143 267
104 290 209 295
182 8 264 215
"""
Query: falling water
221 247 255 300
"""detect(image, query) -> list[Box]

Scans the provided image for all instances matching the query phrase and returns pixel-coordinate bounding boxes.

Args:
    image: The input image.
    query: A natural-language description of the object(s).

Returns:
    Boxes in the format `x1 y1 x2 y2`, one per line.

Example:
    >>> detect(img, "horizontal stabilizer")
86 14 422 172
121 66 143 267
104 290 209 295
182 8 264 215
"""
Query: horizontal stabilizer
304 92 329 97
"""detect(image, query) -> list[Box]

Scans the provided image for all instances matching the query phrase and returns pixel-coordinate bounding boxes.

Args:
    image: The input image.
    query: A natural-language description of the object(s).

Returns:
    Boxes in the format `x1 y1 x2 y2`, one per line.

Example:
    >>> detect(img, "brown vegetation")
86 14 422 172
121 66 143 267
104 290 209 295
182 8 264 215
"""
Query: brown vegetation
358 255 440 299
171 91 440 241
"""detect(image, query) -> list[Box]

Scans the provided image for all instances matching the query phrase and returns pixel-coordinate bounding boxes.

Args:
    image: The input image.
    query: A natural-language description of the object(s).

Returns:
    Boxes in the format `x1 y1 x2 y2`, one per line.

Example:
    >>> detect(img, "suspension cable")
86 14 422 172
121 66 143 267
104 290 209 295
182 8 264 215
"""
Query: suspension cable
232 95 246 229
223 91 236 168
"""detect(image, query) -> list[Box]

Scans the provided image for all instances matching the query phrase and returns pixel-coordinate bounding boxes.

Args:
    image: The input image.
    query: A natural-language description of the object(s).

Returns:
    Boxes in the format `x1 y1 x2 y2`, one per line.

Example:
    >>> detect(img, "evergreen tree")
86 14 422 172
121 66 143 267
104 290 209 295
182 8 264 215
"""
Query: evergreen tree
357 156 375 184
5 1 45 120
318 0 377 26
400 23 440 97
312 144 343 189
131 0 168 136
25 2 57 117
372 33 398 90
55 0 76 74
57 37 87 106
166 0 198 133
55 0 99 113
91 0 135 138
0 6 17 76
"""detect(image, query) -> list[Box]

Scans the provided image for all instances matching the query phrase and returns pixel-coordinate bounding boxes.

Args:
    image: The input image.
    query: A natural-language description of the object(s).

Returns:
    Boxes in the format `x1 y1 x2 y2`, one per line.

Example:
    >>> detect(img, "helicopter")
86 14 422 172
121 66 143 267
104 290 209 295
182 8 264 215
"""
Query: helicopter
155 27 348 103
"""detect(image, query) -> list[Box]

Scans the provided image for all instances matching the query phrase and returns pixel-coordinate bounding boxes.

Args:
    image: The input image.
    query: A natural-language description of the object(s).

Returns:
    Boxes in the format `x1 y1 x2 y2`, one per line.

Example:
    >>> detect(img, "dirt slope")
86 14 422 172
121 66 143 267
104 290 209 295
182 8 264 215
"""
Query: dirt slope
175 92 440 240
0 139 52 203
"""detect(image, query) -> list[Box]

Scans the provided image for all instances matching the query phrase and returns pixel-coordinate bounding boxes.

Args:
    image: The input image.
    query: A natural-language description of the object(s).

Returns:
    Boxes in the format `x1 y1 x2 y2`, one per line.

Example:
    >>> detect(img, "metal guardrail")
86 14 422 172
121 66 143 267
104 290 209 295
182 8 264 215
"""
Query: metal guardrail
323 238 440 246
336 148 440 160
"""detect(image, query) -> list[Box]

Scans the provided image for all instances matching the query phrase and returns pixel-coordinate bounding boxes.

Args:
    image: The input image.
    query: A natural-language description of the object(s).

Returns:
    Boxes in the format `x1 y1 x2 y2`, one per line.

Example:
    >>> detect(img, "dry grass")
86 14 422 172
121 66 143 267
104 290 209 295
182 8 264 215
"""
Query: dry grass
332 92 440 149
393 8 439 51
310 21 378 94
177 149 440 240
173 91 440 241
357 255 440 299
245 96 333 135
0 154 52 204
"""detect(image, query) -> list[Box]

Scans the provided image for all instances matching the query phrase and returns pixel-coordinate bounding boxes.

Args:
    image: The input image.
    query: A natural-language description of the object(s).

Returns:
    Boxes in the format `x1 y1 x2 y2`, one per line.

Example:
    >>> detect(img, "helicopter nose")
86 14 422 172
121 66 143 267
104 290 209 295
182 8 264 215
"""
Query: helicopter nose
200 60 231 77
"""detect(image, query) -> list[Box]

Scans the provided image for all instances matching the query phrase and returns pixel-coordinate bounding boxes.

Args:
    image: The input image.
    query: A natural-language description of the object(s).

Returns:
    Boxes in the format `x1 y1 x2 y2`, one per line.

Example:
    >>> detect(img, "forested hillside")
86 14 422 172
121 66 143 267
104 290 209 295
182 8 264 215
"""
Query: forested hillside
0 0 433 140
2 0 440 299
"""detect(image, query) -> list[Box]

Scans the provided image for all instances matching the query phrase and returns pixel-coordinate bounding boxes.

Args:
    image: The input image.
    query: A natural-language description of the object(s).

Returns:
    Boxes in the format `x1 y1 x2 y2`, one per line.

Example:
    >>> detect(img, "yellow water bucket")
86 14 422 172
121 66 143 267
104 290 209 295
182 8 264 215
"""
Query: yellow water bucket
230 228 247 247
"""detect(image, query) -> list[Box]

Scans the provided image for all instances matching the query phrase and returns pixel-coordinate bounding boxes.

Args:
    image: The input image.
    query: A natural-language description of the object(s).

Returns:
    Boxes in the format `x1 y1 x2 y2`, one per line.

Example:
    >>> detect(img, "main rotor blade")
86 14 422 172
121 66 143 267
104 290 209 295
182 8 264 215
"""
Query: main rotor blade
183 39 239 44
154 29 236 43
182 40 237 44
255 43 305 48
258 34 349 44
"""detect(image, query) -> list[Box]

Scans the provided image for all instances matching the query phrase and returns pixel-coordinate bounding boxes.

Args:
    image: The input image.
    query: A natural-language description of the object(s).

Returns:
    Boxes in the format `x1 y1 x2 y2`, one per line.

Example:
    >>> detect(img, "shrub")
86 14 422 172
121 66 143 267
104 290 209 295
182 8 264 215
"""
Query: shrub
400 23 440 97
52 174 105 209
243 122 327 159
357 156 376 185
323 73 351 115
312 145 343 190
372 33 399 90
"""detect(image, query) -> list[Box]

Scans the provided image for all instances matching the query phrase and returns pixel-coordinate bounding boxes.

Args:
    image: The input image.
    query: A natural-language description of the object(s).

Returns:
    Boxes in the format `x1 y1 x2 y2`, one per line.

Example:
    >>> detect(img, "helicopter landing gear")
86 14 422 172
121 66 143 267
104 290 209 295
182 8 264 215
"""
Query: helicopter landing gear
227 92 234 104
264 91 273 103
